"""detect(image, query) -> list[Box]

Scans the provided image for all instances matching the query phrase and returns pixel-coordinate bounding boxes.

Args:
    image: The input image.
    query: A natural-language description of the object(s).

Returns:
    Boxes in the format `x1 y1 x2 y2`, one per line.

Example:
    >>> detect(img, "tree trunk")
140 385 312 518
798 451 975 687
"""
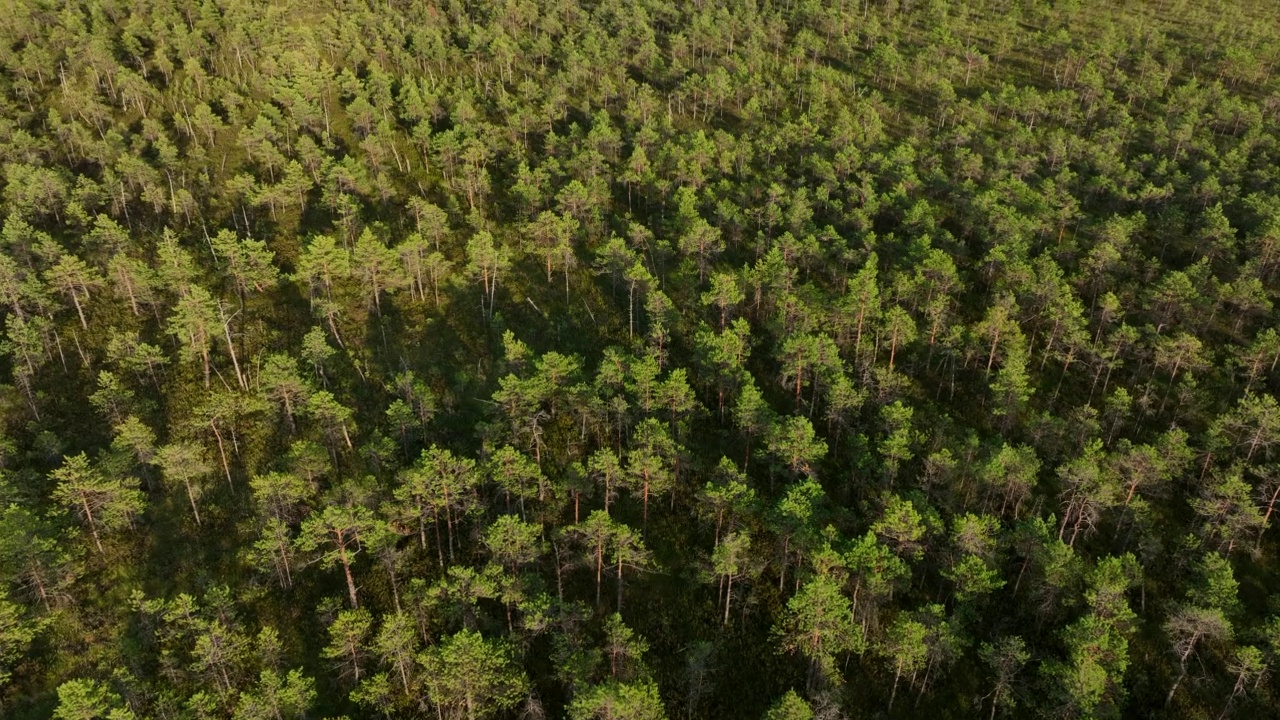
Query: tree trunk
1257 483 1280 549
279 541 292 588
987 329 1000 375
643 473 651 528
1167 640 1199 706
81 494 104 554
338 539 359 608
433 509 445 568
185 478 202 526
443 489 455 562
118 267 140 315
779 536 789 591
617 555 624 612
596 542 604 606
553 541 566 601
282 392 295 431
219 308 247 390
71 290 88 329
1124 478 1141 507
201 342 211 388
397 656 411 694
211 420 234 489
723 573 733 625
1167 664 1188 706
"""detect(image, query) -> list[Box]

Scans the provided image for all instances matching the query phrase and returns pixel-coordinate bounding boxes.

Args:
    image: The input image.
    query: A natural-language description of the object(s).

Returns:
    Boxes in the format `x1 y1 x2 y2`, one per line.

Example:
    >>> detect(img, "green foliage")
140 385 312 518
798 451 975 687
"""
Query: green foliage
235 669 316 720
762 690 813 720
569 679 668 720
978 636 1029 719
420 630 528 720
53 679 134 720
50 453 145 554
775 575 864 687
0 594 38 691
5 1 1280 718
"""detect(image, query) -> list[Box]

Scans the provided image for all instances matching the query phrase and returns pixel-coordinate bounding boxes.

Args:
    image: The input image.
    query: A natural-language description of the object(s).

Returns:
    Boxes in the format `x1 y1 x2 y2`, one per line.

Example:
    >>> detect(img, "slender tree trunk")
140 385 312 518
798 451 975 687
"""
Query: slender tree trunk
643 474 651 528
397 656 411 694
30 570 51 613
443 489 456 562
387 561 402 612
1257 483 1280 549
279 542 292 588
211 420 233 489
1124 479 1141 507
81 495 104 554
1167 663 1189 706
553 541 566 601
220 309 247 390
918 659 934 705
723 573 733 625
1013 556 1030 596
779 536 789 591
433 509 445 568
119 268 140 315
987 329 1000 375
1167 640 1200 706
338 540 359 608
71 290 88 329
617 555 624 612
201 342 211 388
596 542 604 606
185 478 202 526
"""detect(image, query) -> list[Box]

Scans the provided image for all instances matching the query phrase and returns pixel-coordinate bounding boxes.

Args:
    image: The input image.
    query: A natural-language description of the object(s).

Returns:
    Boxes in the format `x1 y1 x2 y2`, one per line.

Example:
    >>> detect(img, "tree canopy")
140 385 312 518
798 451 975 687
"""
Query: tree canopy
5 0 1280 718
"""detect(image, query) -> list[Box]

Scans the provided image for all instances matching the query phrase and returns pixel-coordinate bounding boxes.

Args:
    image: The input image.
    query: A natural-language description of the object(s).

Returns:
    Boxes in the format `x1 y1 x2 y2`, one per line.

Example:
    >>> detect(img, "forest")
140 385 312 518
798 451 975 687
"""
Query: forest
3 0 1280 718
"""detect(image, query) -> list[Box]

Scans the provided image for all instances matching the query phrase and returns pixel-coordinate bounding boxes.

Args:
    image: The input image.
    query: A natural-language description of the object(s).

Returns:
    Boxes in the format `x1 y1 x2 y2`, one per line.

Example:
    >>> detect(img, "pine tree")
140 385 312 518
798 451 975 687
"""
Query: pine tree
51 453 145 555
297 505 379 608
420 629 528 720
156 442 214 526
775 575 863 690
